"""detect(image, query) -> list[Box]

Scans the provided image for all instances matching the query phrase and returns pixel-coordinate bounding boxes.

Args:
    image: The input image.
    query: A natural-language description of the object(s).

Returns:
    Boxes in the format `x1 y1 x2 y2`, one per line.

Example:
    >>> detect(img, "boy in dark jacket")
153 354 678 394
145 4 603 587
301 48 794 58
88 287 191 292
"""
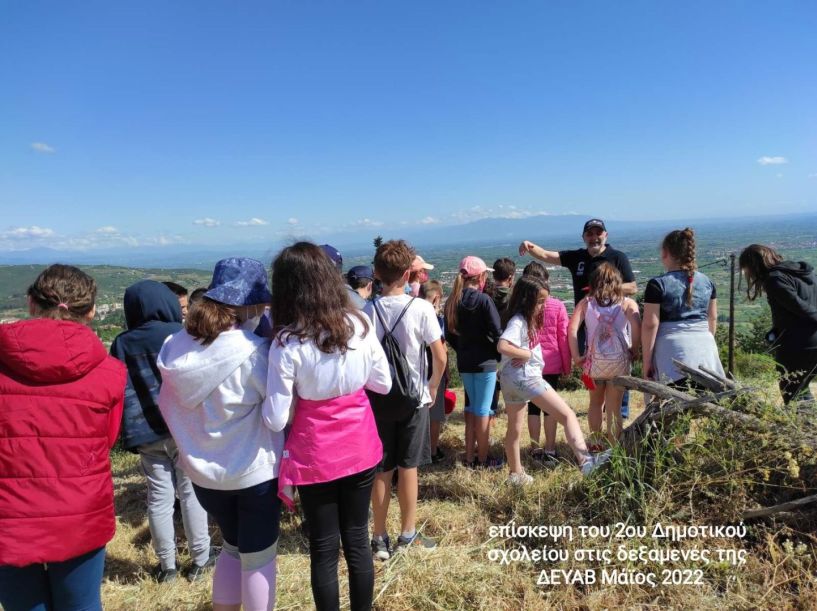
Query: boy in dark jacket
110 280 212 582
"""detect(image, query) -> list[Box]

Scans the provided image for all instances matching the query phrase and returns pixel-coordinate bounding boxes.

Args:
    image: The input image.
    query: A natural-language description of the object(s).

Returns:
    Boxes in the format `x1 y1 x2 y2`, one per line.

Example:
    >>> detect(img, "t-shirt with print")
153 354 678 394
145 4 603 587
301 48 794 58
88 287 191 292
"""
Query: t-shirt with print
498 314 544 380
644 271 716 323
558 245 635 304
364 294 443 407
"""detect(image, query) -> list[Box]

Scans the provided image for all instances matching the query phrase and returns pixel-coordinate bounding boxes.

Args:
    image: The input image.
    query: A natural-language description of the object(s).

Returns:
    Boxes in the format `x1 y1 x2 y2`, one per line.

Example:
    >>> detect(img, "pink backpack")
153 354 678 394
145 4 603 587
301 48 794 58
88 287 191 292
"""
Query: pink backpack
584 302 631 381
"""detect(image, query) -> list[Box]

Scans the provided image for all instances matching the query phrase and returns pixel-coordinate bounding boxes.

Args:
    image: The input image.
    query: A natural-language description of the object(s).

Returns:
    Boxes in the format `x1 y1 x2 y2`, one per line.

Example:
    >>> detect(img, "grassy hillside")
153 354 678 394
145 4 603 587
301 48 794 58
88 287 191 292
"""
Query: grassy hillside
101 380 817 610
0 264 213 317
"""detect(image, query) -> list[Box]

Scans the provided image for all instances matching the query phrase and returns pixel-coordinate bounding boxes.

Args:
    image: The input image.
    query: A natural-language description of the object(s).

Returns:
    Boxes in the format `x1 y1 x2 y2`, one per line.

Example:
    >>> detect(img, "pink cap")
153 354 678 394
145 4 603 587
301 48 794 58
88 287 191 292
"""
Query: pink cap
411 255 434 272
459 256 493 276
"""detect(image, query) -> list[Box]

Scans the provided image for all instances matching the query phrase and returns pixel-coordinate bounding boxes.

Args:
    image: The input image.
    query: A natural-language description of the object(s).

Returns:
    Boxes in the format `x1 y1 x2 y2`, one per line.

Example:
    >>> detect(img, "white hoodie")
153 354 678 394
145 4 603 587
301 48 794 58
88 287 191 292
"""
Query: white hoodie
157 328 283 491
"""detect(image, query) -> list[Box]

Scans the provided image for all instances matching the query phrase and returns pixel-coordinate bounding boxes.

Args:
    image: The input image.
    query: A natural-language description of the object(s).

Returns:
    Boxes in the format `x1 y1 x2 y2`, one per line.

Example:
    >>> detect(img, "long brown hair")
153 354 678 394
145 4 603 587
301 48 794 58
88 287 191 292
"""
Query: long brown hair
443 270 484 336
27 264 97 323
738 244 783 301
662 227 697 307
503 275 548 344
587 263 623 307
185 298 237 345
271 241 367 353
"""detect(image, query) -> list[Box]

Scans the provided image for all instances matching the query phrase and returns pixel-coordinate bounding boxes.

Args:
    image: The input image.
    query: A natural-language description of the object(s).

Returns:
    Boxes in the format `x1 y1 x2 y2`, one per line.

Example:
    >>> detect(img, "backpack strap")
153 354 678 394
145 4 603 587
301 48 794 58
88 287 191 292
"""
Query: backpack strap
372 297 416 336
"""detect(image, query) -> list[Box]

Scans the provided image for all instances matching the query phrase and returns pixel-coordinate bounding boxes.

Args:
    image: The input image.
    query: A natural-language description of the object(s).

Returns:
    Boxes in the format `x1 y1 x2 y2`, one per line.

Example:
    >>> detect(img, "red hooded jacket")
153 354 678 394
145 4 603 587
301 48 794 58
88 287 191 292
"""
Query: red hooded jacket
0 318 126 567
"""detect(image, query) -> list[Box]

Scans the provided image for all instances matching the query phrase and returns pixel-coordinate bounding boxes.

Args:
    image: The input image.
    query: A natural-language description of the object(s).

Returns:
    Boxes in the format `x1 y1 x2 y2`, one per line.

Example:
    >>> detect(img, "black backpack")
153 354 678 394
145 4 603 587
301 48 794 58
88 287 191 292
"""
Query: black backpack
366 297 425 421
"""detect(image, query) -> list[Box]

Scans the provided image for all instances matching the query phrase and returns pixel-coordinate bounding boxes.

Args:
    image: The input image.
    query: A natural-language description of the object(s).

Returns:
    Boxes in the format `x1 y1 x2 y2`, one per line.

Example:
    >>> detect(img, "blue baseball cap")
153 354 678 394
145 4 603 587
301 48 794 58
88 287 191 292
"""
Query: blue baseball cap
320 244 343 270
204 257 272 306
346 265 373 283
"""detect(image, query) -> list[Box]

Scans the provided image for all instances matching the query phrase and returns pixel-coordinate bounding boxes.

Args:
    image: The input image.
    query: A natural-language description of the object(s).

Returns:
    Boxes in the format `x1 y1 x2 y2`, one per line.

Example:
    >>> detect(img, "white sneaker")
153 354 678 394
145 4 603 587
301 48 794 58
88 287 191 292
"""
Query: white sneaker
507 471 534 486
580 450 612 477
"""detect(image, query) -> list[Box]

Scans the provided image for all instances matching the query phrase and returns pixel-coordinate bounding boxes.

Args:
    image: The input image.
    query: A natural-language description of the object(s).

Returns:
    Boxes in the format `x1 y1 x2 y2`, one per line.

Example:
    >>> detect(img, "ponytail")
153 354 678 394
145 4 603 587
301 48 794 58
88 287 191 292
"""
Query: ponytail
663 227 697 307
443 273 465 336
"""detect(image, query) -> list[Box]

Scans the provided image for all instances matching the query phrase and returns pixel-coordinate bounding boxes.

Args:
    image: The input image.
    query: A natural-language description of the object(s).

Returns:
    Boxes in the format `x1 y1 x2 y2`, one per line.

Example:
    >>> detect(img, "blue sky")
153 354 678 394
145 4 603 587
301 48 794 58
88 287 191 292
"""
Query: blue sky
1 1 815 251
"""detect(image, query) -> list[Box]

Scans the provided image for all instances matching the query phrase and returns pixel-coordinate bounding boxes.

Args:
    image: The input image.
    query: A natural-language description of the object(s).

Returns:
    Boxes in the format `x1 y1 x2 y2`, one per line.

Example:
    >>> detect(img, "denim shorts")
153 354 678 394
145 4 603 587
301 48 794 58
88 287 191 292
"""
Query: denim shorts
500 373 551 404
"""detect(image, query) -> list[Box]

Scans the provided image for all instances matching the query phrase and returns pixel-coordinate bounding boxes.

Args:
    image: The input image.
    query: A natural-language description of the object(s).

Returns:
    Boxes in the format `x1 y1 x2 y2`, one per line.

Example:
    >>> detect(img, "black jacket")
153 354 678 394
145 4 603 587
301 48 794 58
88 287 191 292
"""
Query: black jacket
765 261 817 352
450 288 502 373
110 280 183 450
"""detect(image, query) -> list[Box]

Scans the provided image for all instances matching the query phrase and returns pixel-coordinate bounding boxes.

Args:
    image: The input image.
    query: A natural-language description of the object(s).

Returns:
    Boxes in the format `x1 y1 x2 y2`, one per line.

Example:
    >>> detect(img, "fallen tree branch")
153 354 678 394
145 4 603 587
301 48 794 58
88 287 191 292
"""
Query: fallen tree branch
743 493 817 520
614 376 817 450
671 359 736 392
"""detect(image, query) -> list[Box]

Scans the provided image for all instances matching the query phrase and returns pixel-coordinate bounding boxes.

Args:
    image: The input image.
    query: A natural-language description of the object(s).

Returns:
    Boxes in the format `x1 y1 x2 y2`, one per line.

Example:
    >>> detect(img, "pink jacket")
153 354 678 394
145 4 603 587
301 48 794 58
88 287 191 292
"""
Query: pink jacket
537 296 571 375
277 388 382 509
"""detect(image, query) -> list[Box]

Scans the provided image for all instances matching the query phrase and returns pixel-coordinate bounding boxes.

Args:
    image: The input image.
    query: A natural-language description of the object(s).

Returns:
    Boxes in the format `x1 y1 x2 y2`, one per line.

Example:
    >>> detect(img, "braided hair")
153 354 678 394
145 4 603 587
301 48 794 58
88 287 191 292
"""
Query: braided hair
27 264 97 322
662 228 697 307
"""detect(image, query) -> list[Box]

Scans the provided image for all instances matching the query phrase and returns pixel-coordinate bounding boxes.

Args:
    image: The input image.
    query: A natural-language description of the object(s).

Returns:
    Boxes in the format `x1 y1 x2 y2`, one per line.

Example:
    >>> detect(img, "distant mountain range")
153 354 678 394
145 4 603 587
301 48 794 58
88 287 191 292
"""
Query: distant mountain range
1 212 815 269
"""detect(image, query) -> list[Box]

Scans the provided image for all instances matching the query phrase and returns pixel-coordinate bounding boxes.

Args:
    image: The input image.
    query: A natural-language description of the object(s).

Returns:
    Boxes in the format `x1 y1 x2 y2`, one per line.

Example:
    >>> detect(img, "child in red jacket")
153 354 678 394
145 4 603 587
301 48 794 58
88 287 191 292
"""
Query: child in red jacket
0 265 126 611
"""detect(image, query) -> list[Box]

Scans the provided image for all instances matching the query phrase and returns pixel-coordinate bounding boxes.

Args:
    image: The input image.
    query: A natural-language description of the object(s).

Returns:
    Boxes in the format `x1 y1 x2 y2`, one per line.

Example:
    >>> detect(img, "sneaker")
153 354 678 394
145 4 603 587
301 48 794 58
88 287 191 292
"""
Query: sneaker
507 471 534 486
151 565 178 583
540 450 558 464
187 546 219 582
431 449 446 464
371 535 391 561
580 450 612 477
396 531 437 551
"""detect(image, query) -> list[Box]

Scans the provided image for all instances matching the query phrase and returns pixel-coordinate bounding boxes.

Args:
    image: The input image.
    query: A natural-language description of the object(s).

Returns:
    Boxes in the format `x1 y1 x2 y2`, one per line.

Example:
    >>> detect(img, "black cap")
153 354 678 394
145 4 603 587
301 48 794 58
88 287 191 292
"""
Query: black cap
583 218 606 233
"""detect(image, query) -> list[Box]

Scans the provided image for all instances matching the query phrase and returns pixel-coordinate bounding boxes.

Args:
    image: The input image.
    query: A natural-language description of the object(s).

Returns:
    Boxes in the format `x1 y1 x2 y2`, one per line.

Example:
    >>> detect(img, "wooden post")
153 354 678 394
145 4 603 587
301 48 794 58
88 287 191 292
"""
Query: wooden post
728 253 736 376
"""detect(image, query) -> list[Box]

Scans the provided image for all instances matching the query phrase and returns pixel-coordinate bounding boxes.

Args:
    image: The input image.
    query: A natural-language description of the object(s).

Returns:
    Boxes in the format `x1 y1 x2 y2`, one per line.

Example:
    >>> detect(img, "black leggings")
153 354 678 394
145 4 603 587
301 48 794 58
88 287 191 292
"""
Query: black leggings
776 349 817 406
297 467 376 611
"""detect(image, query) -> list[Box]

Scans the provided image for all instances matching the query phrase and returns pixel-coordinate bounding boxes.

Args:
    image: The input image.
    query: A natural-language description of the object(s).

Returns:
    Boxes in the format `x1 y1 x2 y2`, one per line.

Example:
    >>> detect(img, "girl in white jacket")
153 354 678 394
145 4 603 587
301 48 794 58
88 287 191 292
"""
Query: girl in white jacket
158 258 283 611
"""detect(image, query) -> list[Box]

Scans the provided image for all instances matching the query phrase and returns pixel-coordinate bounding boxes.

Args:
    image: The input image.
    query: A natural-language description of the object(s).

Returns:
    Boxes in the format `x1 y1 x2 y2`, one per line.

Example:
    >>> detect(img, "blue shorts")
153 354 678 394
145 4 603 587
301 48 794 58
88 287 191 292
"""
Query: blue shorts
461 372 497 417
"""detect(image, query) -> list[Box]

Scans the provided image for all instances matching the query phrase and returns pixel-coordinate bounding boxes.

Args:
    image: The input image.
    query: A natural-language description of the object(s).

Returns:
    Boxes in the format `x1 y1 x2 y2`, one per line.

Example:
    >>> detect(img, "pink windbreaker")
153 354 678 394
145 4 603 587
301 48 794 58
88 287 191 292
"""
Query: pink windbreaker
536 296 571 375
277 388 382 509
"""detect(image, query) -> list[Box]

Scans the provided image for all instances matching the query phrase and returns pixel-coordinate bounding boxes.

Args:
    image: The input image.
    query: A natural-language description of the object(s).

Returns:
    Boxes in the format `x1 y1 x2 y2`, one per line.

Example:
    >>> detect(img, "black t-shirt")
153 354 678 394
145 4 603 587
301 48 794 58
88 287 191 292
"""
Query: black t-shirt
558 245 636 304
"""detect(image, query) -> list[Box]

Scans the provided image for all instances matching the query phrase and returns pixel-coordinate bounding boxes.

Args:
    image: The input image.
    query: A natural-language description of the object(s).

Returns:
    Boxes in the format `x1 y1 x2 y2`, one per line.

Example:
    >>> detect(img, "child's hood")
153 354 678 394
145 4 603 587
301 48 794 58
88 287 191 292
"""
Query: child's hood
124 280 182 330
157 328 267 409
0 318 108 384
460 287 485 312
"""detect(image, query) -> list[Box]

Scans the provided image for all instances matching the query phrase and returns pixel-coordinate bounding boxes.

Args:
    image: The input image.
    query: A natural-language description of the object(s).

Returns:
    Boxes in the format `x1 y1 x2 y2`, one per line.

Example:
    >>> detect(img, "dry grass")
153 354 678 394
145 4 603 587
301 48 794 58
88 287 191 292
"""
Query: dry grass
101 387 817 610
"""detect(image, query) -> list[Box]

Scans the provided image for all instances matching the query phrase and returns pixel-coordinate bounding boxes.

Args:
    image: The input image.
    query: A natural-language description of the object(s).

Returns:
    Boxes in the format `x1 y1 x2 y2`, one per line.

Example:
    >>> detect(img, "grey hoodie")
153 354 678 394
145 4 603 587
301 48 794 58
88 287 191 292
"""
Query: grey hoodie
157 328 283 490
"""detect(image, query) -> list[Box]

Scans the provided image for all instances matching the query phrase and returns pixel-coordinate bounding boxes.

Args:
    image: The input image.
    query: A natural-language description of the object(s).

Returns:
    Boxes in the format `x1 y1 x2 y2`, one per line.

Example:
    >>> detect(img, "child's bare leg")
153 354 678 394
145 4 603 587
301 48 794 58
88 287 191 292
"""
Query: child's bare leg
530 388 591 465
543 413 558 453
588 384 605 440
527 410 541 447
604 385 625 443
504 403 527 474
464 412 475 463
475 415 491 463
430 420 441 455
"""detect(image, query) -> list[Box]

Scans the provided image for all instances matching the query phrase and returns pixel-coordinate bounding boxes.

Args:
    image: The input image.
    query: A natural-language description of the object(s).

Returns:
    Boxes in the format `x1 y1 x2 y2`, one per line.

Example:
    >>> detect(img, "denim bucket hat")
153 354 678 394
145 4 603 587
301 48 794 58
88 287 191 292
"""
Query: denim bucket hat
204 257 272 306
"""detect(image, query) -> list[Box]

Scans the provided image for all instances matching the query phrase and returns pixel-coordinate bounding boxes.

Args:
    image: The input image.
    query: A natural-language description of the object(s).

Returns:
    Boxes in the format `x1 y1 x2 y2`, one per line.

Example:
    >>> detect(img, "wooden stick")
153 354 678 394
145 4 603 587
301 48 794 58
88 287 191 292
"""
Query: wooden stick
671 359 732 392
743 493 817 519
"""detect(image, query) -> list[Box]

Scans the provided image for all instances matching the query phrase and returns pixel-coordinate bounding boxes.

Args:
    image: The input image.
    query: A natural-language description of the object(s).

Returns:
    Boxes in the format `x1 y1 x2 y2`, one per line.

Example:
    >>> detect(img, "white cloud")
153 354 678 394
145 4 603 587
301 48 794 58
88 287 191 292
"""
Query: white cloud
419 216 440 225
808 173 817 179
95 226 119 235
30 142 55 154
757 156 788 166
235 217 269 227
448 206 557 223
348 218 384 228
287 218 299 225
194 217 221 227
1 225 55 239
776 173 784 179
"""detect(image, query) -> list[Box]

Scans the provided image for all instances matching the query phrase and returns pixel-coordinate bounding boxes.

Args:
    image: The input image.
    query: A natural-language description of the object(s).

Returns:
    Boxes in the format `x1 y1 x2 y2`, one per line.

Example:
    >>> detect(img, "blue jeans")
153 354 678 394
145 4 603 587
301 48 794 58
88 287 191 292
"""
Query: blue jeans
192 479 282 553
462 372 497 417
0 547 106 611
